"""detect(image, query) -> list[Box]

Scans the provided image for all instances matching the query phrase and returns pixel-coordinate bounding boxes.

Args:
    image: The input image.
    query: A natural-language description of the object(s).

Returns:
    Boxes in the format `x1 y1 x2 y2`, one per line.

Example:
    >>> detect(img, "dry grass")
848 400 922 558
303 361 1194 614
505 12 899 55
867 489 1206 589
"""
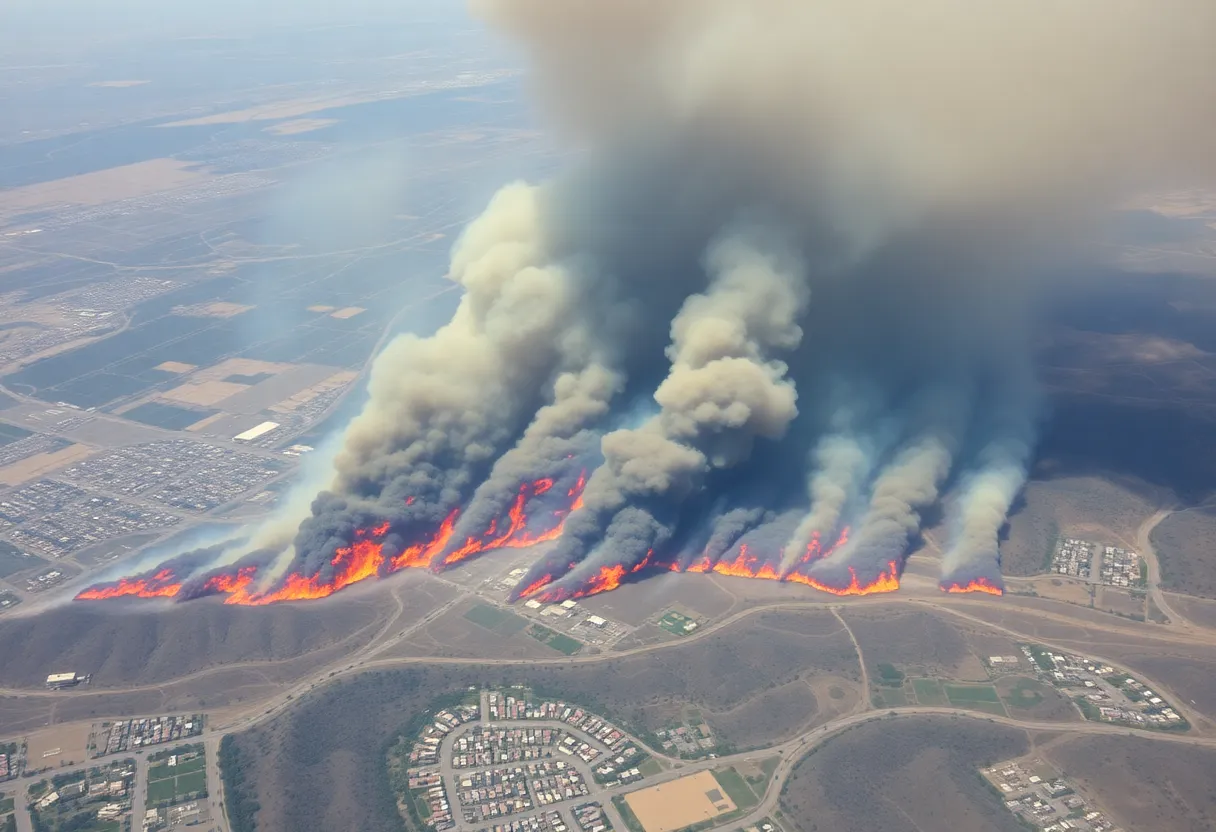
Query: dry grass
625 772 735 832
1096 587 1145 618
269 370 357 413
160 93 399 127
154 362 196 374
1027 577 1094 606
161 380 250 407
173 302 254 319
25 723 91 768
1045 734 1216 832
1151 507 1216 598
0 443 93 486
0 159 210 220
779 715 1028 832
263 118 339 135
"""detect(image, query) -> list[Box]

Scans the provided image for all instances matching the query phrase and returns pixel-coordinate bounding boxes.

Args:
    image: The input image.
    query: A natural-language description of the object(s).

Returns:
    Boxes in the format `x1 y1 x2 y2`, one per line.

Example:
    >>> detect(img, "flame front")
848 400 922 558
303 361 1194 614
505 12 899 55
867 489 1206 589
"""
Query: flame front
76 472 589 607
940 576 1004 596
75 568 182 601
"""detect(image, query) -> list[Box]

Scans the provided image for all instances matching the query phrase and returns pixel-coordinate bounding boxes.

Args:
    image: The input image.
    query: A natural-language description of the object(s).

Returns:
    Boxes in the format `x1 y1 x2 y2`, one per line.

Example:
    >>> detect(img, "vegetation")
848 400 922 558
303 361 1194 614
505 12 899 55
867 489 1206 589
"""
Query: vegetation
1001 679 1044 708
2 814 14 832
1026 644 1055 672
1073 696 1101 721
463 604 527 635
0 797 13 814
875 663 905 687
911 677 949 706
527 624 583 655
714 767 759 810
219 735 261 832
612 796 645 832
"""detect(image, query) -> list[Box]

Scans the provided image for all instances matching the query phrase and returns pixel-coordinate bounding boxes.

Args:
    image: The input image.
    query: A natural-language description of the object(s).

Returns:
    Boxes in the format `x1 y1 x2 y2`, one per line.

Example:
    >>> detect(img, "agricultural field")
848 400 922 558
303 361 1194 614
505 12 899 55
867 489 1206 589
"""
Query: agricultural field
944 685 1008 716
527 624 583 655
146 743 208 808
462 603 528 635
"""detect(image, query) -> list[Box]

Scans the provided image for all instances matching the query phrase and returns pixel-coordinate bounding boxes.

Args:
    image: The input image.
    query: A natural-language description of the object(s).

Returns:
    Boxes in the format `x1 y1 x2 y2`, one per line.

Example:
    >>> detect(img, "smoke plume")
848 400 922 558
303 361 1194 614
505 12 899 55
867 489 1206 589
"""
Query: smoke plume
76 0 1216 605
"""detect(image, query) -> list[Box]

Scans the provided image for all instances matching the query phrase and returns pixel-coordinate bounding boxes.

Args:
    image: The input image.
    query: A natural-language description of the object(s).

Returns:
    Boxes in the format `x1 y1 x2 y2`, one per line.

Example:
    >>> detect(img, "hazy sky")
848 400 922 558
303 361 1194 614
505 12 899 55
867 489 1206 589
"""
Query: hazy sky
0 0 469 57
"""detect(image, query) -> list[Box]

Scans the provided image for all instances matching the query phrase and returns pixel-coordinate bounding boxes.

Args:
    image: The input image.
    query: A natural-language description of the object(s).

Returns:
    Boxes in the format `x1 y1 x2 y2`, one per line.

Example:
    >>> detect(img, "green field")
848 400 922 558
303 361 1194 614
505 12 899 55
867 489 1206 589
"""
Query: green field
657 610 700 637
146 752 209 808
527 624 583 655
871 687 908 708
638 758 663 777
911 678 949 706
744 757 780 795
612 795 646 832
1002 678 1045 708
876 663 906 686
713 767 759 811
0 796 13 814
464 603 528 635
945 685 1008 715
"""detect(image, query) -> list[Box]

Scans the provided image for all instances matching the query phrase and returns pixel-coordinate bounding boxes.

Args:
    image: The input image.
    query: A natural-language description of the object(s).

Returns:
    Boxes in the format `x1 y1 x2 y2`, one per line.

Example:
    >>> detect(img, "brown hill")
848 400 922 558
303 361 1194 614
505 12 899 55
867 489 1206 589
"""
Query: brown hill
0 597 384 689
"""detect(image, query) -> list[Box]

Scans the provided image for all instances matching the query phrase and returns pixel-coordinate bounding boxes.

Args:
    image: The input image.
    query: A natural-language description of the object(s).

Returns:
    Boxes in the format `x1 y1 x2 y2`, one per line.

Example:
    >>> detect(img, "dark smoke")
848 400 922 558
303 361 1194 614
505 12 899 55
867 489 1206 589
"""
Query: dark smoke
83 1 1216 602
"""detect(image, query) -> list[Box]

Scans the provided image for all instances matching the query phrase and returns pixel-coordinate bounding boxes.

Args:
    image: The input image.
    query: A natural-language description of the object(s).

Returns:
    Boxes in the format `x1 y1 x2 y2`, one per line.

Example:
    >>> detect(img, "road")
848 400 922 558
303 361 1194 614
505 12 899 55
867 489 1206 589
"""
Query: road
1134 508 1192 629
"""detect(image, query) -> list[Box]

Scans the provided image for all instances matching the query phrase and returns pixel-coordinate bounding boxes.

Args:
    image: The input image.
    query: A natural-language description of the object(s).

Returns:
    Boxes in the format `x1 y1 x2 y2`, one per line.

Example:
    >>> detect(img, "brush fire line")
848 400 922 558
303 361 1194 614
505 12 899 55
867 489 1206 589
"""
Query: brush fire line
80 1 1216 610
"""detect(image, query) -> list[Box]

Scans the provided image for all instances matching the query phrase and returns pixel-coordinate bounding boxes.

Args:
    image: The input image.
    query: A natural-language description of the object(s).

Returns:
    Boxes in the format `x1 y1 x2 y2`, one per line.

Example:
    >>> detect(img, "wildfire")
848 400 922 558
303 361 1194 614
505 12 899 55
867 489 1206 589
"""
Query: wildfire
517 573 555 599
391 510 459 570
712 545 782 581
940 576 1004 596
785 560 901 596
75 568 182 601
441 478 577 567
202 566 258 595
80 470 590 607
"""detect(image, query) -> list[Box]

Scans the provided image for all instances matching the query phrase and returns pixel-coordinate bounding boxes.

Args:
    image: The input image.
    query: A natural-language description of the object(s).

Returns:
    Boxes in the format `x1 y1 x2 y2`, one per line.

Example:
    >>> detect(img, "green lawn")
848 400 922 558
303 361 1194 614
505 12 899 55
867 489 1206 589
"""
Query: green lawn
713 767 759 810
0 797 13 813
944 684 1002 703
872 687 908 707
657 611 699 637
463 603 528 634
177 769 206 794
147 778 178 805
527 624 583 655
638 758 662 777
912 678 949 706
146 765 208 807
945 685 1008 715
148 762 174 782
612 796 646 832
1002 679 1045 708
876 663 905 686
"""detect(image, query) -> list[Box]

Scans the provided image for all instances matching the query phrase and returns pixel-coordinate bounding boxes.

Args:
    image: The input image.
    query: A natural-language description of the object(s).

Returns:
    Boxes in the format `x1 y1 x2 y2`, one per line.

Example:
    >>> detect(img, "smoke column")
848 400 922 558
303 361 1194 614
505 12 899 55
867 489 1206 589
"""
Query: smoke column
74 1 1216 606
532 221 809 594
940 358 1039 592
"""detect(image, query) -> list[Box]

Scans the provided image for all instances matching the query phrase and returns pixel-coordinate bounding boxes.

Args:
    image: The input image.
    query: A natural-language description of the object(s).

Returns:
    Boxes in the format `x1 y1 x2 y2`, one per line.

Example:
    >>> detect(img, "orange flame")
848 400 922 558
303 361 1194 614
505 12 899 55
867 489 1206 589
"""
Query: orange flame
575 563 626 597
202 566 257 595
785 559 901 596
518 573 555 599
390 509 459 571
940 576 1004 596
76 568 182 601
441 477 578 567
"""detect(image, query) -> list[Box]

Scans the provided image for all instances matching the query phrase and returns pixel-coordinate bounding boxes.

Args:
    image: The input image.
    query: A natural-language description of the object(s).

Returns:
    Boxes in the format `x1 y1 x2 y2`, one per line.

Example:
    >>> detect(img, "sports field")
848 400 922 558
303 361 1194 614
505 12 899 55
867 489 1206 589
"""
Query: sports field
624 771 736 832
